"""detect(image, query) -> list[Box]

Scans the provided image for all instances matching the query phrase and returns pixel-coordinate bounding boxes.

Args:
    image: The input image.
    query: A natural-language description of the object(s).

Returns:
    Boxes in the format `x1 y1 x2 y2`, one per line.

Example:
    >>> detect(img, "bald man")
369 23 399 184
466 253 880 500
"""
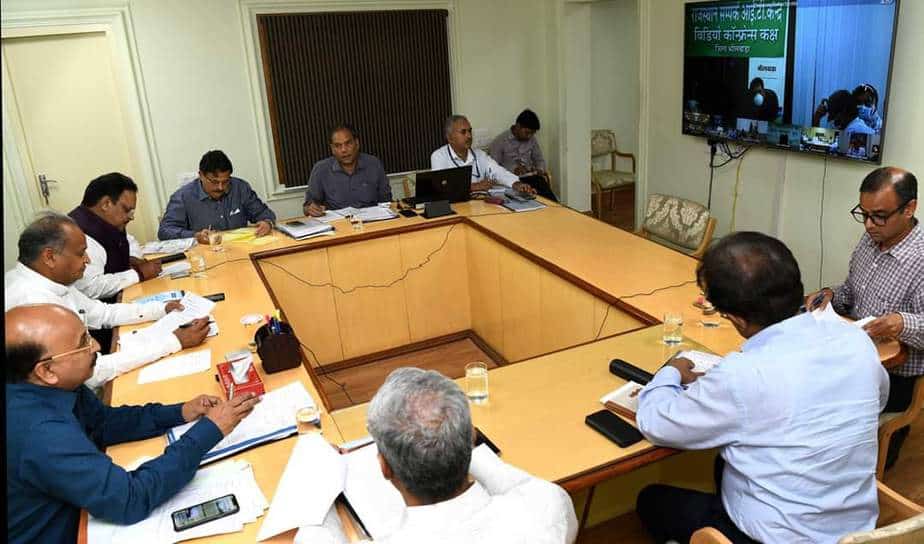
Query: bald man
806 166 922 470
5 304 260 544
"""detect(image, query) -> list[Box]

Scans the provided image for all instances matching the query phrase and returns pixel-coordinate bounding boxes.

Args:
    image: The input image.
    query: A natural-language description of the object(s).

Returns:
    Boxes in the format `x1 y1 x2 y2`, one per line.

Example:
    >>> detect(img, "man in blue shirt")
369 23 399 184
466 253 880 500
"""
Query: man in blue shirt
6 303 260 543
635 232 888 543
158 150 276 243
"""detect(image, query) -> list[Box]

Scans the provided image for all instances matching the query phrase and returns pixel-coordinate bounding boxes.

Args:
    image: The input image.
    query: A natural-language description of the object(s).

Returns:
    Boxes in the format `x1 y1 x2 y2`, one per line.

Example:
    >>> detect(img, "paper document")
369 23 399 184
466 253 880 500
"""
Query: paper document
257 434 347 540
142 238 196 255
329 206 398 223
276 218 335 240
138 349 211 384
120 293 216 347
158 261 191 278
342 444 405 539
812 304 876 329
315 210 348 223
132 290 185 304
675 350 723 373
502 197 546 213
166 381 316 465
87 459 267 543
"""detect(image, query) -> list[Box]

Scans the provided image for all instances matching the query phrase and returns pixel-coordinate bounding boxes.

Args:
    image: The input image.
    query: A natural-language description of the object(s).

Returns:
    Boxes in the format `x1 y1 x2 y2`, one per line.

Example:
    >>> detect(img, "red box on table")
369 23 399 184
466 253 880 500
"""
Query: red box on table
216 361 265 399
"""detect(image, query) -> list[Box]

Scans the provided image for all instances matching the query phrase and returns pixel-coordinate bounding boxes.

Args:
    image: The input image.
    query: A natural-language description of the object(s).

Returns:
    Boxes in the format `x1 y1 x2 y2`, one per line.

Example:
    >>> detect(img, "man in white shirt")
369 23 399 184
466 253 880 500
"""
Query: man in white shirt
430 115 537 195
5 213 209 389
69 173 162 301
299 368 577 543
635 232 888 544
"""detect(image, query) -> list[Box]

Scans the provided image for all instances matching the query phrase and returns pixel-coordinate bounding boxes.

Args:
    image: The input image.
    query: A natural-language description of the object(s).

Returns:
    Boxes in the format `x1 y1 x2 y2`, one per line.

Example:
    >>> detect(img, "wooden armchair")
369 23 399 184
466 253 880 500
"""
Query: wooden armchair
690 481 924 544
878 373 924 478
637 193 717 259
591 129 636 219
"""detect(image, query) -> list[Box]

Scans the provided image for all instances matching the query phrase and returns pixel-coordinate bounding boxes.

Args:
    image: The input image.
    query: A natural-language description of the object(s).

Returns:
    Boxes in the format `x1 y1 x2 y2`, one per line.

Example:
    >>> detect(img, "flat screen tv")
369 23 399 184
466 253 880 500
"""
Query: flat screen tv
682 0 900 163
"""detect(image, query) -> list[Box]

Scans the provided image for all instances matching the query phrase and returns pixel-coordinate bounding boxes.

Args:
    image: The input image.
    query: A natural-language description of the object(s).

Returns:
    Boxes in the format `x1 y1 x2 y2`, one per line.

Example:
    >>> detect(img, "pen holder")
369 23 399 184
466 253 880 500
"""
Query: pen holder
254 321 302 374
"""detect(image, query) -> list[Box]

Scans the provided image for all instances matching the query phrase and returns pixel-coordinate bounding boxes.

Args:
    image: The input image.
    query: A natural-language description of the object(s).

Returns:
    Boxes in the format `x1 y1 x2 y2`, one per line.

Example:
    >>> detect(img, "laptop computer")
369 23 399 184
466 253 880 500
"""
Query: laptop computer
406 165 472 205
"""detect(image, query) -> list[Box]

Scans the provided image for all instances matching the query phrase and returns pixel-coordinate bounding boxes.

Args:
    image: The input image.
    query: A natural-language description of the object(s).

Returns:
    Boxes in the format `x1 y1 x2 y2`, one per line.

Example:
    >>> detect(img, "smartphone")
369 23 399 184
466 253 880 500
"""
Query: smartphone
171 494 239 532
204 293 226 302
474 427 501 455
585 409 644 447
399 209 418 218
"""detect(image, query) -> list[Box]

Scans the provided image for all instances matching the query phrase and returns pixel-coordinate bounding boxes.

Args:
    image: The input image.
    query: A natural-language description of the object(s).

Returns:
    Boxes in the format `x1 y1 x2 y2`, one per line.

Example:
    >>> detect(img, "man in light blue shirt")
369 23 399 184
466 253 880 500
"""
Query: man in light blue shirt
636 232 888 544
158 150 276 243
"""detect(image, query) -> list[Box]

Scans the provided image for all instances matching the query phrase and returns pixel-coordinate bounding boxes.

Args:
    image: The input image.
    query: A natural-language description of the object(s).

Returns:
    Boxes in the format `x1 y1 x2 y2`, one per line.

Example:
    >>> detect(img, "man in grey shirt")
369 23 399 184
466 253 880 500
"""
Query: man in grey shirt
489 109 557 201
158 150 276 243
303 125 392 216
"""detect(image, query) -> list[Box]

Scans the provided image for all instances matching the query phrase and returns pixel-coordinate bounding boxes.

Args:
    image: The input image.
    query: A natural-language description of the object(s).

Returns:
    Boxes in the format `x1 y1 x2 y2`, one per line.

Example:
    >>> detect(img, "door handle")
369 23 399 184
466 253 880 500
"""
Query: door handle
37 174 59 206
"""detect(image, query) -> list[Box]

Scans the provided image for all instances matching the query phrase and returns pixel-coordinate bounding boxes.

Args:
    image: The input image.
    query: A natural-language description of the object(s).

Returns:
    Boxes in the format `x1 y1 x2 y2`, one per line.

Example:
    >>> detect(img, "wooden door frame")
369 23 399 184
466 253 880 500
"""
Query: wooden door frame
1 6 165 237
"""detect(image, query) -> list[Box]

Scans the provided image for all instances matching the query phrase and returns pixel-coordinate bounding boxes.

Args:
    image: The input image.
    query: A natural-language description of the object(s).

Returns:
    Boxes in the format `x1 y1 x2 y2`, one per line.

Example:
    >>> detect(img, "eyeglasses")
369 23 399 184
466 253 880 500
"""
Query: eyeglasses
203 174 231 187
36 329 95 364
850 203 908 226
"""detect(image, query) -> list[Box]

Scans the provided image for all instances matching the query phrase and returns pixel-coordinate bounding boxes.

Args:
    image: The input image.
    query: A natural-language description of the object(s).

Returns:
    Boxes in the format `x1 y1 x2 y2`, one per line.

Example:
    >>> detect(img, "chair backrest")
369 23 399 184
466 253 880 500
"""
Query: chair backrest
591 129 616 158
642 193 714 253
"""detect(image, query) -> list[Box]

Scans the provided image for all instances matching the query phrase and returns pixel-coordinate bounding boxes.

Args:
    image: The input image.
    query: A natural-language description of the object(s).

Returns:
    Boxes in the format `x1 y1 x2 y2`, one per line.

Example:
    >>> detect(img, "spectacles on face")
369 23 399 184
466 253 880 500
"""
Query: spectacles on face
850 202 908 226
203 174 231 189
36 328 95 364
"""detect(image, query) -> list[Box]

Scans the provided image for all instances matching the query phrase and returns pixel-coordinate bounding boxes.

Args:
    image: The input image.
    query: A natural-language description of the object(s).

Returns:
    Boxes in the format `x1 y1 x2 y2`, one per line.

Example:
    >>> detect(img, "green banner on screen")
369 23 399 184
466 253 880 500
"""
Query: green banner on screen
685 1 788 58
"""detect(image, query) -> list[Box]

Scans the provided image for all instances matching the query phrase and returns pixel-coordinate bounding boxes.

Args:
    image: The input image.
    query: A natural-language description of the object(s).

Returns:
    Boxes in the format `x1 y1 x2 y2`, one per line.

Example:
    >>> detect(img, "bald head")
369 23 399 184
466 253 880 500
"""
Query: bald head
6 304 85 383
860 167 917 205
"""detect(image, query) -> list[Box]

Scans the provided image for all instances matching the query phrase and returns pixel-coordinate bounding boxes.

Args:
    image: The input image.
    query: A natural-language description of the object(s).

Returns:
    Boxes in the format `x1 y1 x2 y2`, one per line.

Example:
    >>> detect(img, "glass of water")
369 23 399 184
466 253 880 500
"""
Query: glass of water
465 362 489 404
350 213 364 232
190 253 207 278
296 406 321 434
662 312 684 345
208 230 224 252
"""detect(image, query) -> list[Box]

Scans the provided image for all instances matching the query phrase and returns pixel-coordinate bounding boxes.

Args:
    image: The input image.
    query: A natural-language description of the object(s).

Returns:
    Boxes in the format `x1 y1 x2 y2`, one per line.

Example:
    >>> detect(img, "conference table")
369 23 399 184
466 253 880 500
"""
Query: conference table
79 198 904 543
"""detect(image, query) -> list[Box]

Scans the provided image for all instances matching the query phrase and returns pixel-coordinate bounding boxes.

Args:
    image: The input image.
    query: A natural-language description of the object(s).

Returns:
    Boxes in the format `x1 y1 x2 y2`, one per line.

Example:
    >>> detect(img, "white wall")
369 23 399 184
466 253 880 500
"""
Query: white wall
640 0 924 291
591 0 638 156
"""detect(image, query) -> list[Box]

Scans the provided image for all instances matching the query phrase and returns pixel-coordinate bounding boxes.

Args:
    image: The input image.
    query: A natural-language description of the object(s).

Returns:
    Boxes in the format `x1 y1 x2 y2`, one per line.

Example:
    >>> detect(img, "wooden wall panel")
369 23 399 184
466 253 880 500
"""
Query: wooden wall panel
466 228 505 355
399 225 471 341
499 244 544 362
538 270 599 354
328 236 411 358
257 250 344 365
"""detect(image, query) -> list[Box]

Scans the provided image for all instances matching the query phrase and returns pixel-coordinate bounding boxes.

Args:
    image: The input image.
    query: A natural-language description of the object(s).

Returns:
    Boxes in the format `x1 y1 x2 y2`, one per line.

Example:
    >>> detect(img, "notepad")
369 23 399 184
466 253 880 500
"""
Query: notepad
600 381 645 420
675 349 723 373
502 197 546 212
138 349 211 384
166 381 316 465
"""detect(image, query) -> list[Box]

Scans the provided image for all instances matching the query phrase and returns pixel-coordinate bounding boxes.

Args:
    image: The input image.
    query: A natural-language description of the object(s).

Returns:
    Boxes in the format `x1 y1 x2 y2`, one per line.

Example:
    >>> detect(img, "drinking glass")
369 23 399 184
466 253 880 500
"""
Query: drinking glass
296 406 321 434
350 213 364 232
190 254 207 278
208 230 224 252
662 312 684 345
465 362 489 404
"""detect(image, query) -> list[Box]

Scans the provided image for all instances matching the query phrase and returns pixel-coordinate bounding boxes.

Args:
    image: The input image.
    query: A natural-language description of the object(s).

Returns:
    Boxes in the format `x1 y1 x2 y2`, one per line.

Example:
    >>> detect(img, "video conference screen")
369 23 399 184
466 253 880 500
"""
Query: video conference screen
682 0 900 163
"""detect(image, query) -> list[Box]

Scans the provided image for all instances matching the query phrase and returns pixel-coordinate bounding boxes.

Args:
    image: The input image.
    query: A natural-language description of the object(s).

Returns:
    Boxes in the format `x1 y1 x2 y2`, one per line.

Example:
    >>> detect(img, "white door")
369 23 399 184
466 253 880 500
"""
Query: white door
2 30 156 242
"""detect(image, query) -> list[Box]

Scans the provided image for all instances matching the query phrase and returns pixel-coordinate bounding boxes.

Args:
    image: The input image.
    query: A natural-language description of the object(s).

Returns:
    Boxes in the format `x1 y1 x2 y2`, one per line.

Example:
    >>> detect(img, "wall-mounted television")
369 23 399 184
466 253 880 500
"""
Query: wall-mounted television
682 0 900 163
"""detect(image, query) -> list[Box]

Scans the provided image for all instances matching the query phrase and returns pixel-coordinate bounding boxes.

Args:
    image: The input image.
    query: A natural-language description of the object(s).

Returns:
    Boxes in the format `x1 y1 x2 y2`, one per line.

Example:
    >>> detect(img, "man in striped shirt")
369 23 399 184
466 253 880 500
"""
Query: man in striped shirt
807 166 921 469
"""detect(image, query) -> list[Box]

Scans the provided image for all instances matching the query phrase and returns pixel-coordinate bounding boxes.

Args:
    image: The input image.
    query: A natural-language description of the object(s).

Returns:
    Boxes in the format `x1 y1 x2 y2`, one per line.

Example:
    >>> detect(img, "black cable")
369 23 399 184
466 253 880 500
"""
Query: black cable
594 279 700 340
818 156 828 288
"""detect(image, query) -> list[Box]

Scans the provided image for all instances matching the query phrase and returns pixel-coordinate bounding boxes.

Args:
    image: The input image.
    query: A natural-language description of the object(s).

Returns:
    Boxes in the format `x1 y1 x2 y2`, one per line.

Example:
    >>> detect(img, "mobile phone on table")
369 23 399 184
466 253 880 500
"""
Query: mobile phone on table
585 409 644 447
399 209 418 218
171 494 239 532
204 293 225 302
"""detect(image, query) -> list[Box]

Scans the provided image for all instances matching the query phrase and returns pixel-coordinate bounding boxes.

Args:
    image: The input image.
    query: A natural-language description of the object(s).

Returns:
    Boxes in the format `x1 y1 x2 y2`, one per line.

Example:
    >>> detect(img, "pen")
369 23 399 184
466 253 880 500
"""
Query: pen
810 292 827 308
229 382 235 400
178 321 194 328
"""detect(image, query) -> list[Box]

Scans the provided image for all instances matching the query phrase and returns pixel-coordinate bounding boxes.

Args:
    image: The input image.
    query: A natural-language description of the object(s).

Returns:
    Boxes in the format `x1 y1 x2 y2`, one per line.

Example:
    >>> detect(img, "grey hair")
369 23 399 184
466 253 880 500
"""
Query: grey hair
18 212 78 265
444 114 469 138
367 367 473 503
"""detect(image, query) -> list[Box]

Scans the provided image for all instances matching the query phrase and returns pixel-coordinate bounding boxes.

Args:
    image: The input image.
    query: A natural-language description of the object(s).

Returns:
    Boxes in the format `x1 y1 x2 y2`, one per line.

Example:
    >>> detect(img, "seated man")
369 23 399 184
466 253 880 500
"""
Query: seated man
431 115 536 195
158 150 276 243
807 167 921 469
6 214 209 388
488 109 557 201
303 125 392 217
6 303 259 544
298 367 577 543
69 173 161 301
636 232 887 543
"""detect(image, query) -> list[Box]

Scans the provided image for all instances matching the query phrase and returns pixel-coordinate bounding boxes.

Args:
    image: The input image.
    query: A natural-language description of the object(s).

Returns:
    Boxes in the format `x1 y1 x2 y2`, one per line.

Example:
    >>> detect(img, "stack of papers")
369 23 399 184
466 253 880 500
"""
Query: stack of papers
502 197 546 213
87 459 267 543
330 206 399 223
276 218 335 240
220 227 257 243
141 238 196 255
675 350 723 373
120 293 217 348
138 349 212 385
166 381 317 465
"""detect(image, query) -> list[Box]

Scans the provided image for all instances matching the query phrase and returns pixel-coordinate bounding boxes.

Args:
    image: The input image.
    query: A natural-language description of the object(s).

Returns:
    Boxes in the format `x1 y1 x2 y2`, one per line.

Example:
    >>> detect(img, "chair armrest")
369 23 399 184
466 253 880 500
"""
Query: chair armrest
691 527 733 544
878 481 924 521
611 150 637 173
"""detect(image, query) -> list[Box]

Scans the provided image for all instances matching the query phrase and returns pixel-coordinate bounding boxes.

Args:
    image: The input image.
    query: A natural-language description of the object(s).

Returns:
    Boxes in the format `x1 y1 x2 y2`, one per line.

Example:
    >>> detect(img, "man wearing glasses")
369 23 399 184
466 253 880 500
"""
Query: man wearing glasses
5 214 210 388
158 150 276 243
6 304 260 544
806 166 922 470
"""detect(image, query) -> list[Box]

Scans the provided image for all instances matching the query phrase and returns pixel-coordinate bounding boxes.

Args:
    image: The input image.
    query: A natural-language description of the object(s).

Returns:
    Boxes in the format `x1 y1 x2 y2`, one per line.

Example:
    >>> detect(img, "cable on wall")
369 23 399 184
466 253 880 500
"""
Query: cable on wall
818 156 829 288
